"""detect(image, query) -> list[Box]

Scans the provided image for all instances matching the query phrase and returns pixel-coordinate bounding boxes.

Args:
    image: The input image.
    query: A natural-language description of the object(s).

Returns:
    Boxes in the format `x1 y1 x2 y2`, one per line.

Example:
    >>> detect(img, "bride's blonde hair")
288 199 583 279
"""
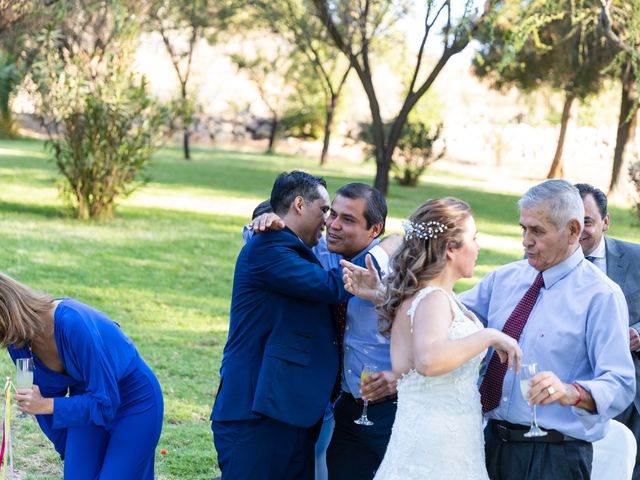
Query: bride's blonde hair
377 198 471 335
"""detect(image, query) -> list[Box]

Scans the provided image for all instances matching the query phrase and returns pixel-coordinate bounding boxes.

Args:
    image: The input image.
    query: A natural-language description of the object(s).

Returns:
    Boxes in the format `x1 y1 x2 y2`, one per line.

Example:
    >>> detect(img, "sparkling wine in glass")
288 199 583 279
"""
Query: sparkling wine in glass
520 363 547 438
354 364 378 426
16 357 34 418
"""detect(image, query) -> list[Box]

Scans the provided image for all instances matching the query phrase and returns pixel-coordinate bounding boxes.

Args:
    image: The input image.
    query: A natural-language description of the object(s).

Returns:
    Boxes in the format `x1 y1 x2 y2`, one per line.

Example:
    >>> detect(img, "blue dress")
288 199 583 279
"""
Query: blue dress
8 299 164 479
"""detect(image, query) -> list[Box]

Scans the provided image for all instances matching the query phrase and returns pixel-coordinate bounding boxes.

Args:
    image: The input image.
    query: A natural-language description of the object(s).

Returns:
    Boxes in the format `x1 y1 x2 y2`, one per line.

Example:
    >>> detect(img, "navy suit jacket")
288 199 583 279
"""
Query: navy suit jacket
606 236 640 411
211 227 351 428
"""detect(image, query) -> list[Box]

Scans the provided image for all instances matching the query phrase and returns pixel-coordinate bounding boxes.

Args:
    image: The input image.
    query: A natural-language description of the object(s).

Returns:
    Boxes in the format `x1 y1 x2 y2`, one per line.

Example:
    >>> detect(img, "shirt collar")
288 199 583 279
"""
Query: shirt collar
350 238 381 262
540 246 583 289
588 236 606 259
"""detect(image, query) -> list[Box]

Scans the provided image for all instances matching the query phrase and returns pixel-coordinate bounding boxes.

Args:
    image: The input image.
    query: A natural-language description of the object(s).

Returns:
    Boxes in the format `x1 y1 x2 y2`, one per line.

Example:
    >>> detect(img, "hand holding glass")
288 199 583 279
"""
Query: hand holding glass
520 363 547 437
16 358 34 418
354 364 378 426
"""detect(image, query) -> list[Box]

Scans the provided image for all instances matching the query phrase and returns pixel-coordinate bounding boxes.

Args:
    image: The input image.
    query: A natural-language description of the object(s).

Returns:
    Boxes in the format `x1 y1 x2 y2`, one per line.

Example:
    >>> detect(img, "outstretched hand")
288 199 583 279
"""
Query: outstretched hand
249 212 285 232
340 254 384 304
490 330 523 374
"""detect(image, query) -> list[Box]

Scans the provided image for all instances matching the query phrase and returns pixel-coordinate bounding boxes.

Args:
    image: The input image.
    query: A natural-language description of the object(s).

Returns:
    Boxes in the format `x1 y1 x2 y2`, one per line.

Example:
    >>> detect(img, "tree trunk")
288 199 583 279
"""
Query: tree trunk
609 61 638 196
547 92 576 179
320 95 337 167
267 117 278 154
373 147 392 195
183 129 190 160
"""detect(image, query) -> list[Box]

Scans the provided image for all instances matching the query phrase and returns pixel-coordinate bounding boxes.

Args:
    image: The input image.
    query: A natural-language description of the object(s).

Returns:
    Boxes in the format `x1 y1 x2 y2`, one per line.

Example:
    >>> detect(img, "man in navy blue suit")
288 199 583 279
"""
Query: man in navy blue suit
211 171 358 479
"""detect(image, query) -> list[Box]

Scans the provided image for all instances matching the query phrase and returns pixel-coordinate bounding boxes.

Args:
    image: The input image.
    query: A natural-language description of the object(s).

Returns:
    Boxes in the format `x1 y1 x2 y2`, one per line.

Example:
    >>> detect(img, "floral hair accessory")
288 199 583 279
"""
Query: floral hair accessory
402 220 448 240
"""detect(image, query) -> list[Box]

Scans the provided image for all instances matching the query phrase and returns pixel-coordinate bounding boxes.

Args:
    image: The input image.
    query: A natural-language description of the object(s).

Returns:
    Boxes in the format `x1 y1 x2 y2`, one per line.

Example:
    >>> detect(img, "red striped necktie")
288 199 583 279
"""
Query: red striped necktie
479 272 544 413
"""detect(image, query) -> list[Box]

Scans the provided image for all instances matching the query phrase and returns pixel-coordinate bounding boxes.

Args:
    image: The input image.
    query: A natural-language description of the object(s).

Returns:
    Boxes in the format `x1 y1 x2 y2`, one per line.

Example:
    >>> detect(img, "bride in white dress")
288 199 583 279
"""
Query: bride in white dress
343 198 522 480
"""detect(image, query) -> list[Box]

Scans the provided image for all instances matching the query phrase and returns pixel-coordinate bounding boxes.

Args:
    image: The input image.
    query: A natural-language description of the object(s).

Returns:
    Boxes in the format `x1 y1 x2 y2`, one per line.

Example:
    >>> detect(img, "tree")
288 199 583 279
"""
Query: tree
231 35 315 154
600 0 640 195
148 0 235 160
252 0 351 165
473 0 614 179
28 0 170 219
313 0 477 194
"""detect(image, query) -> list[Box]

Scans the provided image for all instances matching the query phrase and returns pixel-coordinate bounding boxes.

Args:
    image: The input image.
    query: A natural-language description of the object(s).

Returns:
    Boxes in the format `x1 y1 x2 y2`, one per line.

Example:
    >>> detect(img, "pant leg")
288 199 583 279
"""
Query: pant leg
315 414 335 480
616 403 640 480
213 416 317 480
485 425 593 480
326 395 396 480
98 404 164 480
63 425 110 479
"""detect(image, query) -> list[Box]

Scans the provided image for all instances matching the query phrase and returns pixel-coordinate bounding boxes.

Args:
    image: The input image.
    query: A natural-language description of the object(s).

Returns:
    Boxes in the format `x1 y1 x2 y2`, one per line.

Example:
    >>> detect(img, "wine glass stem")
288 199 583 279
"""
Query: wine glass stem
532 404 539 428
362 400 369 419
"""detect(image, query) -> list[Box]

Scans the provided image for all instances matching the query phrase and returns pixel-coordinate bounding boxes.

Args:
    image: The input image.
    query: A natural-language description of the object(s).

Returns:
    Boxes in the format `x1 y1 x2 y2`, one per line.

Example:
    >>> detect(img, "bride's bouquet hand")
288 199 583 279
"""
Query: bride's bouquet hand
490 330 523 373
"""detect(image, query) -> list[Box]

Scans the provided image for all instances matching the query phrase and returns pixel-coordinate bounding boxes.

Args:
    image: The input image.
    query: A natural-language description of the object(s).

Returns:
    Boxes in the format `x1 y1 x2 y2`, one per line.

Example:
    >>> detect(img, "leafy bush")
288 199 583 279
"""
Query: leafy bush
48 76 169 220
29 20 170 220
392 122 446 187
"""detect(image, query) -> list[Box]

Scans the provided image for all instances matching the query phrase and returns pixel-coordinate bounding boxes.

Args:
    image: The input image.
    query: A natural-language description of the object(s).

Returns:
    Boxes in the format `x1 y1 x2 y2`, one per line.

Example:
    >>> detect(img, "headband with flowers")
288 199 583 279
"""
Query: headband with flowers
402 220 448 240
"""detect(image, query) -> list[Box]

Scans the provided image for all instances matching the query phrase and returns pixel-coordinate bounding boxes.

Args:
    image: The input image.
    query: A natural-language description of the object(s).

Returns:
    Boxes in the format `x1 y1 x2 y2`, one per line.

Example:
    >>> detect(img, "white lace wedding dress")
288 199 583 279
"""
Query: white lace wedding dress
373 286 490 480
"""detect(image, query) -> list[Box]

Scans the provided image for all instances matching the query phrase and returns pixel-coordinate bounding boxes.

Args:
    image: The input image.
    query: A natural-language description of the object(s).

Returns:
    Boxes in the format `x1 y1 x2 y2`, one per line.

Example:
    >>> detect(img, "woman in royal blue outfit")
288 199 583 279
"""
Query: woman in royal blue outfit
0 273 163 479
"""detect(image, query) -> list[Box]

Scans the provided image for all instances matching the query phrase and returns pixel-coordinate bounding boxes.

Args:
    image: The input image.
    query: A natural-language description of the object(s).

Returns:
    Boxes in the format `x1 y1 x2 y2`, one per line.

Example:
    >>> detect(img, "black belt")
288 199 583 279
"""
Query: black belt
489 420 586 444
342 392 397 406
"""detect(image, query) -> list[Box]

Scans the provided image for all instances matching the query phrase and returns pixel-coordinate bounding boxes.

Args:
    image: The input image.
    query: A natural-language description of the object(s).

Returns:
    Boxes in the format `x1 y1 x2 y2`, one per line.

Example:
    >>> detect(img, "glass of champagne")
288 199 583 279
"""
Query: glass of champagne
354 364 378 426
16 357 34 418
520 363 547 438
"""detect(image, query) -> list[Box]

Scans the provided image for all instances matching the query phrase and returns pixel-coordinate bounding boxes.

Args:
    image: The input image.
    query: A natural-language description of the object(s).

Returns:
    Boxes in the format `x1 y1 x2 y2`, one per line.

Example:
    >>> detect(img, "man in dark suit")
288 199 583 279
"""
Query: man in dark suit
211 171 359 480
576 183 640 479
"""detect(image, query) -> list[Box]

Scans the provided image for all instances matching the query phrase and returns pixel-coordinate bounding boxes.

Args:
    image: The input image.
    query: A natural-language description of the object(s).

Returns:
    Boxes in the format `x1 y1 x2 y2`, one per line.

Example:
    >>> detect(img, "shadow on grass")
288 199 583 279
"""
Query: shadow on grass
0 200 64 218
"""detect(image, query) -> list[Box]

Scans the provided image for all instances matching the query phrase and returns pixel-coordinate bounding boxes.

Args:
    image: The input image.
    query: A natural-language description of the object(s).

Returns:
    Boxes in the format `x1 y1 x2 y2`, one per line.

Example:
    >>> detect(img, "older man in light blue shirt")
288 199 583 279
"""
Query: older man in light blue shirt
460 179 635 480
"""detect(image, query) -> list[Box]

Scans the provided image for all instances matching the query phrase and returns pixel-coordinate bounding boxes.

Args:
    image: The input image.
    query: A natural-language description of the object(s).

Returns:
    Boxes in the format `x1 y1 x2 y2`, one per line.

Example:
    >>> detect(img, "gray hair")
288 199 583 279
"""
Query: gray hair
518 180 584 231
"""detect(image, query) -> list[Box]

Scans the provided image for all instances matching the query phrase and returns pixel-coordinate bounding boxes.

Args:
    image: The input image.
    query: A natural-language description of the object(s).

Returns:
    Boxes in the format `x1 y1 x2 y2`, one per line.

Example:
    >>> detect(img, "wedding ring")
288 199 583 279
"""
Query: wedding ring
547 386 556 396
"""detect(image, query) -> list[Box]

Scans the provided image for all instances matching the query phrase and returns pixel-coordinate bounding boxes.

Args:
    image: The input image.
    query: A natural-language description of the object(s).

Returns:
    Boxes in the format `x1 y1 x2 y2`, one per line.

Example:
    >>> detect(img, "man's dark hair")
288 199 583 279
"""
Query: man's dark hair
252 200 273 220
574 183 608 219
335 183 387 237
270 171 327 216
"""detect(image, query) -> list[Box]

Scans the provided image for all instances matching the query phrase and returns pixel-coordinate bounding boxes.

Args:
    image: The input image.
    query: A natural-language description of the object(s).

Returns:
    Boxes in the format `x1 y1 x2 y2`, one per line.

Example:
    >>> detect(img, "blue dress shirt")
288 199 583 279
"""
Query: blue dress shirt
459 247 635 442
314 237 392 398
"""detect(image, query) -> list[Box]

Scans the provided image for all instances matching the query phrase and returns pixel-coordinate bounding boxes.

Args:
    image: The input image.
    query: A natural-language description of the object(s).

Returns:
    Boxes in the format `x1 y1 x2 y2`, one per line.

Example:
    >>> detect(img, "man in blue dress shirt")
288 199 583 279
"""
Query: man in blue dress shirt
460 179 635 480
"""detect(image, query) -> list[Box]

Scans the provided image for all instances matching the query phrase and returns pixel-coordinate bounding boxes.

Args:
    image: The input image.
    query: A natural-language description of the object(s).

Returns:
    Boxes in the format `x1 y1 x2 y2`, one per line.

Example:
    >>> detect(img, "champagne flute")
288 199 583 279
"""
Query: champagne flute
520 363 547 437
16 357 34 419
354 363 378 426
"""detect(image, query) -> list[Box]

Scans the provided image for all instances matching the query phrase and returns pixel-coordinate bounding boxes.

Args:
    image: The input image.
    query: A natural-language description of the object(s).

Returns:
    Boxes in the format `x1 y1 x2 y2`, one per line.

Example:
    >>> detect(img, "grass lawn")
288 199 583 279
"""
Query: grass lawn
0 138 637 478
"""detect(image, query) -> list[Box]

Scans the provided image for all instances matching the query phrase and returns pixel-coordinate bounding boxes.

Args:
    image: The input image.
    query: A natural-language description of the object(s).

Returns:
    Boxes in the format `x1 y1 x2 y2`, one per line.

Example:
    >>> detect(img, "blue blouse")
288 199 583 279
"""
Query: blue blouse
8 298 142 455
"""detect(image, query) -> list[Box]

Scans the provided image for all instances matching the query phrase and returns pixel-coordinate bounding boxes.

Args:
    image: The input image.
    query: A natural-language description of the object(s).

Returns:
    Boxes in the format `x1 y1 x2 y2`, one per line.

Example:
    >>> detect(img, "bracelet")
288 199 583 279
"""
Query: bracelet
570 383 582 407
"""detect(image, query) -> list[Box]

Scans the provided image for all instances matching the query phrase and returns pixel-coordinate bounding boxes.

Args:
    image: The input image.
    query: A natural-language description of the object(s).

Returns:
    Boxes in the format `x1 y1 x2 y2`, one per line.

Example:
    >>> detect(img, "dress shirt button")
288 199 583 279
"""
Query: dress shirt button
347 369 352 374
345 346 349 350
502 397 508 402
332 341 337 345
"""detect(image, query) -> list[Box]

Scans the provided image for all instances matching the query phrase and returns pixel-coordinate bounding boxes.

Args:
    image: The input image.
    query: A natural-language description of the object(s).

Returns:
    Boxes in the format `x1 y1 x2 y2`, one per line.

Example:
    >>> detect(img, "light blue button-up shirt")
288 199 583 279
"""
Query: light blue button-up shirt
314 237 392 398
459 247 635 442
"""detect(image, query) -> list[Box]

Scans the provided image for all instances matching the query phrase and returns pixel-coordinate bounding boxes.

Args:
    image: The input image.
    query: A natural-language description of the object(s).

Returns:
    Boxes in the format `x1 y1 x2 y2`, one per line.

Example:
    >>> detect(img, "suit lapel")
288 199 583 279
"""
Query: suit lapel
605 236 628 286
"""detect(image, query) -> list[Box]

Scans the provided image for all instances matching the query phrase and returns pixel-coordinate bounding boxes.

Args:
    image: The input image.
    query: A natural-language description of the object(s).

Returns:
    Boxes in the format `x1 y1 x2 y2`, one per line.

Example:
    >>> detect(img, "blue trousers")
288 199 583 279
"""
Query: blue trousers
213 416 322 480
63 361 164 479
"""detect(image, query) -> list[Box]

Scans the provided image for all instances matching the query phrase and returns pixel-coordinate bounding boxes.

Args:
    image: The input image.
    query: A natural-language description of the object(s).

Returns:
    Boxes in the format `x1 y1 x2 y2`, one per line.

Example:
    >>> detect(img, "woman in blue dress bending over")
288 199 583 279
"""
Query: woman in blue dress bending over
0 273 164 479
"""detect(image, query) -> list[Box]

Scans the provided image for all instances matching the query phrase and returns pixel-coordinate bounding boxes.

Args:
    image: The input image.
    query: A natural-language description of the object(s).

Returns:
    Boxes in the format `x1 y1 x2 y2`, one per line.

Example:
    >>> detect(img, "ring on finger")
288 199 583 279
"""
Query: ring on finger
547 386 556 396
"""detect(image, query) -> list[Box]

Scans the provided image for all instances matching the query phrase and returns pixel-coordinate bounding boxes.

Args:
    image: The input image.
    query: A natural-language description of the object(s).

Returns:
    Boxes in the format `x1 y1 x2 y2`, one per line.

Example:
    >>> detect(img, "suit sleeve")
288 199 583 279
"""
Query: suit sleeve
249 236 351 304
51 311 121 429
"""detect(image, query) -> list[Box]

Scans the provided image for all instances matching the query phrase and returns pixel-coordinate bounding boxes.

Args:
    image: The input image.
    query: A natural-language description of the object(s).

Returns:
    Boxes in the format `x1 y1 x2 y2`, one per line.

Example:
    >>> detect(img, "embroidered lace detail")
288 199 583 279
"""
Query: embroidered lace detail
373 286 489 480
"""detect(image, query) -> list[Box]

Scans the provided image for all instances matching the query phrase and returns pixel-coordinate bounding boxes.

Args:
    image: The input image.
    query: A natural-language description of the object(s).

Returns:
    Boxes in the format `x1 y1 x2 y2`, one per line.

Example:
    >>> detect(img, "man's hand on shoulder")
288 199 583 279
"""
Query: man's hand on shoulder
250 212 285 232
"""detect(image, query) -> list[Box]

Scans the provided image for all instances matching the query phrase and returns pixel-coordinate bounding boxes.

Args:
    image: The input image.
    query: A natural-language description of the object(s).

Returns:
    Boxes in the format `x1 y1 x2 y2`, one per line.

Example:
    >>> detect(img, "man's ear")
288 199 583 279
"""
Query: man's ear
568 218 582 241
370 223 383 239
292 195 305 215
602 213 610 233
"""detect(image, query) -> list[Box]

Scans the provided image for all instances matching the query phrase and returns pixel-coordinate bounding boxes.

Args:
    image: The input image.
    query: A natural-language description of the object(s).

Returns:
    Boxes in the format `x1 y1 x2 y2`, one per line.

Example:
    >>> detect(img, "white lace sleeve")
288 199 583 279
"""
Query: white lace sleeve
407 286 451 334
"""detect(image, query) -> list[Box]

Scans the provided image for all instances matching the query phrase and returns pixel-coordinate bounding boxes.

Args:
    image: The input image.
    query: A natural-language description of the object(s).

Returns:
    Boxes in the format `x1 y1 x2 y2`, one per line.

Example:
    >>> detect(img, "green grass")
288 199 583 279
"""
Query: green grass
0 138 637 478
